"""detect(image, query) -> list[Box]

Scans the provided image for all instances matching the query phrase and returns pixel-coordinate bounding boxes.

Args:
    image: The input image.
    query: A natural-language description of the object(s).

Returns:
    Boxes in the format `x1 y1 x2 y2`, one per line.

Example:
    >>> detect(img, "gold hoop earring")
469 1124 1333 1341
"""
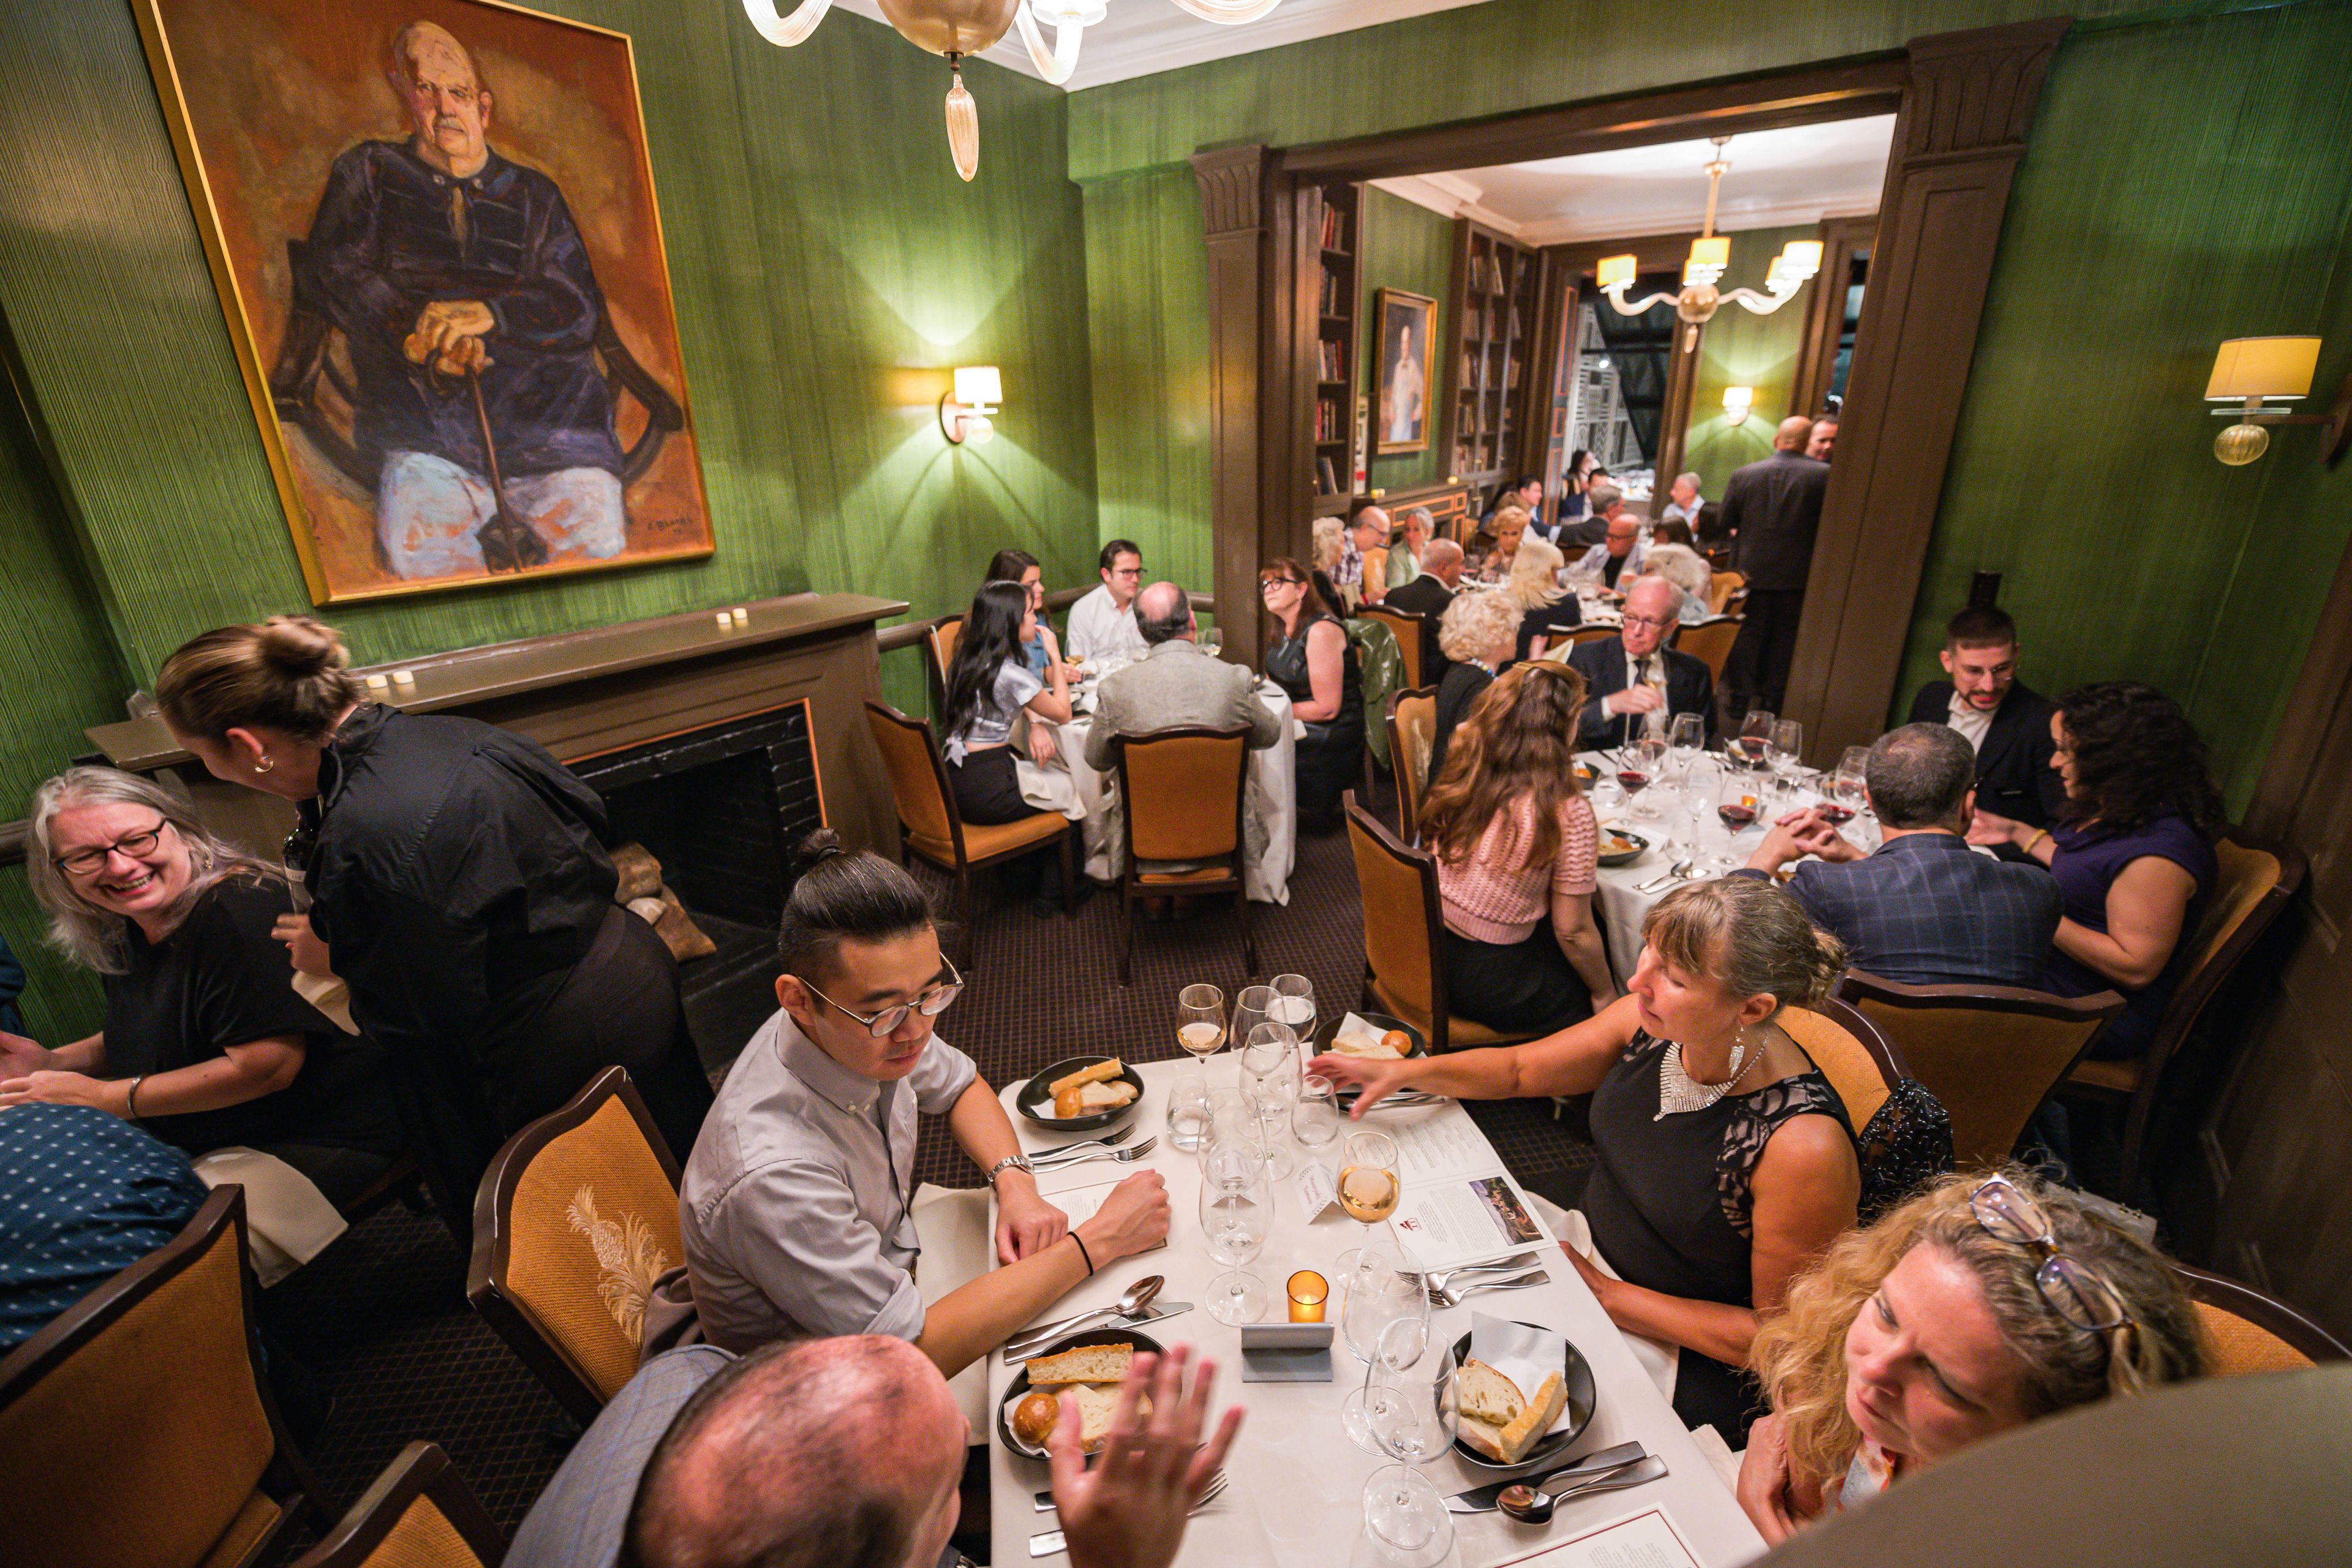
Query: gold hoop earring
253 754 276 775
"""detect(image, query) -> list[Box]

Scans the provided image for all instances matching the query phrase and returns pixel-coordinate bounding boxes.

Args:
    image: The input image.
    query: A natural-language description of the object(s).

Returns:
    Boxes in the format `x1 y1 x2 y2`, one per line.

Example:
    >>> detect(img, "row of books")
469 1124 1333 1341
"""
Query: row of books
1316 337 1348 382
1318 205 1351 252
1316 454 1344 495
1316 397 1345 442
1317 265 1347 317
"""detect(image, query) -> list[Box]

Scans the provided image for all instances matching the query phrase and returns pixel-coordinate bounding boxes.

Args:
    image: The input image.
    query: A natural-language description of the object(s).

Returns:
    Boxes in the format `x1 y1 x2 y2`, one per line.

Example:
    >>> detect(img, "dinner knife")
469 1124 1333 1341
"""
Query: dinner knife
1002 1302 1194 1364
1443 1441 1649 1513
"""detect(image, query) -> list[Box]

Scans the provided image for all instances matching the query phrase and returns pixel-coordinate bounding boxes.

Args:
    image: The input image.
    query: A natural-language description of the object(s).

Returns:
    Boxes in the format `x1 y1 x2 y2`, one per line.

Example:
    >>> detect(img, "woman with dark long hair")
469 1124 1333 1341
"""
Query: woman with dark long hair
941 579 1074 911
1259 555 1362 825
1559 448 1599 522
984 548 1076 681
1970 680 2222 1057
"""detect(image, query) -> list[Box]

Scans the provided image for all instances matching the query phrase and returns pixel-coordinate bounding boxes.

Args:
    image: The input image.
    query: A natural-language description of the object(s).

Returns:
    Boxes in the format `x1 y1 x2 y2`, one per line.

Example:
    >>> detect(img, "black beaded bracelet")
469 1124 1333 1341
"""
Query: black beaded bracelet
1071 1232 1096 1276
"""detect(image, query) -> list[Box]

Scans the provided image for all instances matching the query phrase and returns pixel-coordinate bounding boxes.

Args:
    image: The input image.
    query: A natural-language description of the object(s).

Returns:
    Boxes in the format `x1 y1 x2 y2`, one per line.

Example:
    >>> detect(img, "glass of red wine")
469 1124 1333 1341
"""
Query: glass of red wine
1717 774 1762 837
1623 737 1669 820
1735 710 1776 772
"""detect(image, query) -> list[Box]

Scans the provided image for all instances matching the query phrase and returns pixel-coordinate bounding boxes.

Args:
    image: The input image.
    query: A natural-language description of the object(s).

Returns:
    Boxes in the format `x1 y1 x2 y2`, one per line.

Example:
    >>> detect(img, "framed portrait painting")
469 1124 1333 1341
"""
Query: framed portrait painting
1373 287 1436 456
133 0 714 603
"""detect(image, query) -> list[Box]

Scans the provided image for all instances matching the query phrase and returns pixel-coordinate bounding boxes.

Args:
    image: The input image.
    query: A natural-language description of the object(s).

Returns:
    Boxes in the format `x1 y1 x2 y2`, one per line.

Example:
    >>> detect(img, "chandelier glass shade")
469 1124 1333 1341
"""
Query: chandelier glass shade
741 0 1285 178
1597 137 1823 349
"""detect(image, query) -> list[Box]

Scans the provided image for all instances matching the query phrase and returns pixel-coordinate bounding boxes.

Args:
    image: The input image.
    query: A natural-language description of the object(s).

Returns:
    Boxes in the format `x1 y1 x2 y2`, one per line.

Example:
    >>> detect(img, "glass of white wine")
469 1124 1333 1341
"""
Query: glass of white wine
1177 982 1227 1060
1337 1129 1401 1279
1270 973 1317 1039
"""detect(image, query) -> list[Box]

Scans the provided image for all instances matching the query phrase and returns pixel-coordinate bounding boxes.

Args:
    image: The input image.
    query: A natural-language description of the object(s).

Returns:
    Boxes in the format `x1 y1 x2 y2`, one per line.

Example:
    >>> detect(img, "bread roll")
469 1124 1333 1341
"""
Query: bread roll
1049 1059 1125 1097
1012 1390 1060 1448
1055 1086 1086 1118
1023 1343 1133 1385
1380 1029 1413 1057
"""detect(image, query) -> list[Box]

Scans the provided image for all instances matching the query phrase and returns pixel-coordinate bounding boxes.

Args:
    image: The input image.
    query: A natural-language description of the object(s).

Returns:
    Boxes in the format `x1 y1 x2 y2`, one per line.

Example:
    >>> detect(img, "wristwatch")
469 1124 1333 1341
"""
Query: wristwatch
986 1153 1035 1184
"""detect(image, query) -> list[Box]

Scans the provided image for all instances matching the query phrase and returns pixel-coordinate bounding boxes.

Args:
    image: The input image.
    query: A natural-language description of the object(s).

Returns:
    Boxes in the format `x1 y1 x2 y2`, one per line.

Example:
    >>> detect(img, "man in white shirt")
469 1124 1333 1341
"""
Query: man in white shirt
1658 471 1703 526
1065 539 1148 662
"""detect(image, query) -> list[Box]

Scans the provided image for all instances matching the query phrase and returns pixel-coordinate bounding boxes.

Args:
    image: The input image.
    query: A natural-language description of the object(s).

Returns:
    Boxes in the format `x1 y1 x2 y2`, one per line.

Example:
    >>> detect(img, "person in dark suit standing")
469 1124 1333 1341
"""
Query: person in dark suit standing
1384 538 1463 686
1719 417 1831 719
1905 605 2067 831
1566 578 1715 750
1738 725 2062 987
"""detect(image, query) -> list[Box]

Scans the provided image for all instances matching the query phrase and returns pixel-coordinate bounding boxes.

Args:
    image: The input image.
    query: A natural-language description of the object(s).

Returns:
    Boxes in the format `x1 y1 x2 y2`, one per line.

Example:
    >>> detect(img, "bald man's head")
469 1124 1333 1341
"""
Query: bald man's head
1422 538 1464 586
623 1337 967 1568
1135 580 1195 644
1774 415 1814 452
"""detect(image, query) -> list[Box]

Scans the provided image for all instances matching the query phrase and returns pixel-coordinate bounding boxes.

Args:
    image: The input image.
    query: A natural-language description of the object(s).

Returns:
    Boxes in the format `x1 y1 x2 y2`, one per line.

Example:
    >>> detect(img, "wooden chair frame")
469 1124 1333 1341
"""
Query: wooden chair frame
1808 993 1914 1091
864 699 1077 939
2173 1262 2351 1365
1385 685 1438 843
290 1442 506 1568
1359 603 1431 692
1110 726 1257 986
468 1066 680 1425
0 1185 325 1568
2063 827 2305 1194
922 615 965 722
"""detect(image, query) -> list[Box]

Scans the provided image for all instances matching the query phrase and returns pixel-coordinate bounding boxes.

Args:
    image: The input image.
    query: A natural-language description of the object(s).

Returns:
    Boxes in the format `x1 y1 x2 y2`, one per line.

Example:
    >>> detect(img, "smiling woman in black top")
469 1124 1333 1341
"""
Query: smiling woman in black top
7 767 398 1206
155 616 713 1232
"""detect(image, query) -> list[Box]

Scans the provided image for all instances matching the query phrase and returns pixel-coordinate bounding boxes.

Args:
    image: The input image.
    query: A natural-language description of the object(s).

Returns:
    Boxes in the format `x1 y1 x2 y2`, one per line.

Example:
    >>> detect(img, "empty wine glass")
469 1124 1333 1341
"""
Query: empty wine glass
1239 1023 1300 1179
1293 1074 1343 1150
1231 985 1276 1058
1356 1466 1456 1567
1668 712 1706 775
1626 736 1670 821
1735 709 1776 772
1169 1066 1211 1153
1370 1329 1460 1471
1200 1162 1273 1325
1770 718 1805 780
1338 1253 1428 1449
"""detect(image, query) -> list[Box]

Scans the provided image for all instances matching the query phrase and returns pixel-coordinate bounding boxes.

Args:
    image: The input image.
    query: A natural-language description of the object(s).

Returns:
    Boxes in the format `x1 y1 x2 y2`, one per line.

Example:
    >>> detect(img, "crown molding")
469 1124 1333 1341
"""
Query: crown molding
1368 173 1524 238
1517 195 1881 247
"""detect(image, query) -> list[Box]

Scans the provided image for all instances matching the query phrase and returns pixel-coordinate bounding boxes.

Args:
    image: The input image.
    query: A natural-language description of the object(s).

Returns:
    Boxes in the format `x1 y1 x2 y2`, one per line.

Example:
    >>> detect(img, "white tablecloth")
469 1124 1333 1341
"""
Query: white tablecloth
1045 679 1299 905
988 1058 1766 1568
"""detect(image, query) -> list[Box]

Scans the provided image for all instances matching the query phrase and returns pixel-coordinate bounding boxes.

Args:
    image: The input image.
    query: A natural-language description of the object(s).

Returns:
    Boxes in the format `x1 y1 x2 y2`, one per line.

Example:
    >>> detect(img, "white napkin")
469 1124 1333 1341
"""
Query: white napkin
1328 1012 1405 1058
1469 1313 1576 1437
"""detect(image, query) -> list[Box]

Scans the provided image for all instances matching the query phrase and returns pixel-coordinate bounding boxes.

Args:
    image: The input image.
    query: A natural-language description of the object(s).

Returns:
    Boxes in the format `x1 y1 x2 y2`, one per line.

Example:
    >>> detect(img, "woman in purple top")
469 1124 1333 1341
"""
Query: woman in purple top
1970 682 2220 1058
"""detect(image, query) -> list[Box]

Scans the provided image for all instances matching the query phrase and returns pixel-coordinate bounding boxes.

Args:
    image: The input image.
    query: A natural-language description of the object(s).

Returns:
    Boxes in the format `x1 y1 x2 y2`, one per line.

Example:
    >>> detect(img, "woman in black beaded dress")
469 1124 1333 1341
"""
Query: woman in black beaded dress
1310 876 1861 1438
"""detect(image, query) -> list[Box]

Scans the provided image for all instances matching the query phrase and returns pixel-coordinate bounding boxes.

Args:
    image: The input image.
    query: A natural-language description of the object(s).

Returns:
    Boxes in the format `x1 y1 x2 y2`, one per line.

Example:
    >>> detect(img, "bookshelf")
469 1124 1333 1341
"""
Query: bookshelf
1311 183 1361 514
1442 221 1546 506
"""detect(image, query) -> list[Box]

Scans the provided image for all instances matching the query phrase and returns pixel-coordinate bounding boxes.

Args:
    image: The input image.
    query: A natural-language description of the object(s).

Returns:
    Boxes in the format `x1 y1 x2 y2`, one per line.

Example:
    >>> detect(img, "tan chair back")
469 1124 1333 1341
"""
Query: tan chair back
2178 838 2285 1014
1839 971 2124 1169
1673 615 1741 682
1345 796 1442 1033
1565 624 1619 649
290 1444 504 1568
929 616 963 692
1360 605 1428 690
0 1186 317 1568
1387 687 1438 842
2174 1263 2348 1375
1117 728 1247 863
1779 998 1907 1131
865 699 959 851
1707 569 1747 614
469 1068 685 1423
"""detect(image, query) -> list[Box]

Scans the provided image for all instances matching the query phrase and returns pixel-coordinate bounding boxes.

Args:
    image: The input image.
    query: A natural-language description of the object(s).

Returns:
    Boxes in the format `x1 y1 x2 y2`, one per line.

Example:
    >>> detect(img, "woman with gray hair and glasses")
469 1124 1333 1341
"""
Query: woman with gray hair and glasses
4 767 399 1205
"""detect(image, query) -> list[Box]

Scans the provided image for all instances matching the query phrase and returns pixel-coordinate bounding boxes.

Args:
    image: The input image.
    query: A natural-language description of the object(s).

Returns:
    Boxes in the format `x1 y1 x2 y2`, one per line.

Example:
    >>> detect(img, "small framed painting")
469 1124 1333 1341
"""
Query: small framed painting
1374 287 1436 455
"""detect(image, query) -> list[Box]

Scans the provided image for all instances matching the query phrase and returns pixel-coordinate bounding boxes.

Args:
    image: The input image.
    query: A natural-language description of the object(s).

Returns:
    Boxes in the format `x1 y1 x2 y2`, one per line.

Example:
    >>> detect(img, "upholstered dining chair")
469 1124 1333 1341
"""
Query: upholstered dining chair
1705 569 1746 615
1343 794 1542 1054
864 699 1077 941
1839 971 2124 1170
1358 603 1431 690
2173 1262 2350 1375
1670 614 1742 683
2064 828 2304 1204
924 614 965 719
0 1185 325 1568
1564 624 1620 650
1110 726 1256 985
1777 997 1912 1134
1385 687 1438 843
290 1443 505 1568
469 1066 685 1425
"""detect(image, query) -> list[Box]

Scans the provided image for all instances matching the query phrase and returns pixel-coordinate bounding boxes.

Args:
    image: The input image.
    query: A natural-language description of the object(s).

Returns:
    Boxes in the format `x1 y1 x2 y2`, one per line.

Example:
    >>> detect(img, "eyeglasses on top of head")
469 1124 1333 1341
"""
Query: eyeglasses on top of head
53 818 170 875
1968 1175 2133 1336
802 954 966 1038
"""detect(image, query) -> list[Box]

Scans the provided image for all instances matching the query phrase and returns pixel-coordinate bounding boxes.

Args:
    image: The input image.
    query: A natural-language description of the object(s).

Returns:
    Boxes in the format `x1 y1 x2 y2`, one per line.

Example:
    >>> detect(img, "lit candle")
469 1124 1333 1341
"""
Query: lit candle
1287 1270 1328 1323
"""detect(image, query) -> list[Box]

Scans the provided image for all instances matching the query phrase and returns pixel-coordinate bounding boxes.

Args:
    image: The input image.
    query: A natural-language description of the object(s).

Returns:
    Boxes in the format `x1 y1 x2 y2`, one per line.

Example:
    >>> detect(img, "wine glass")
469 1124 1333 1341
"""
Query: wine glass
1355 1467 1456 1567
1238 1022 1300 1179
1626 736 1670 821
1231 985 1276 1060
1200 626 1224 658
1735 709 1776 772
1336 1129 1401 1278
1168 1066 1211 1153
1270 973 1317 1039
1717 772 1762 844
1199 1161 1273 1325
1369 1327 1461 1472
1293 1074 1343 1151
1770 718 1805 781
1667 712 1706 775
1177 982 1227 1060
1338 1253 1428 1449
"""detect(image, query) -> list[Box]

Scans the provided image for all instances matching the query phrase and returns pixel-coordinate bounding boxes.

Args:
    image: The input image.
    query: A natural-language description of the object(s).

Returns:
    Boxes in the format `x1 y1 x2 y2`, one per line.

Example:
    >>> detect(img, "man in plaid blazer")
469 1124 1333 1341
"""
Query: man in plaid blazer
1739 724 2062 988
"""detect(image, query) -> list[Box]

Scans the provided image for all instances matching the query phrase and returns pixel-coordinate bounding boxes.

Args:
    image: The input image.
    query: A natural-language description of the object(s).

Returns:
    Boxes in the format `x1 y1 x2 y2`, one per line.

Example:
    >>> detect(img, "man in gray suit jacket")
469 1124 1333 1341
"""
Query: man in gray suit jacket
1086 581 1283 867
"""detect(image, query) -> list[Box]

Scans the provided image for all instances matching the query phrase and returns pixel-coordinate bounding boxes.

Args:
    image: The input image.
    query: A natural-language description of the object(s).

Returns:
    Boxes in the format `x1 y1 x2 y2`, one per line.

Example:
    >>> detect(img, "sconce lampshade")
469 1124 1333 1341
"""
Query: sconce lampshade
1686 236 1730 272
1723 385 1754 424
954 365 1002 407
1777 239 1824 277
1596 254 1637 292
2206 337 2320 402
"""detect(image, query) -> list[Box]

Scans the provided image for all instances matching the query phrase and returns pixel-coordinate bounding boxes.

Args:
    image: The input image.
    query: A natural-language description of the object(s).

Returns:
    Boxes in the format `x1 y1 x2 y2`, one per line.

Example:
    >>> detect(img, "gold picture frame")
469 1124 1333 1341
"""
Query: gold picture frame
1373 287 1436 456
132 0 714 603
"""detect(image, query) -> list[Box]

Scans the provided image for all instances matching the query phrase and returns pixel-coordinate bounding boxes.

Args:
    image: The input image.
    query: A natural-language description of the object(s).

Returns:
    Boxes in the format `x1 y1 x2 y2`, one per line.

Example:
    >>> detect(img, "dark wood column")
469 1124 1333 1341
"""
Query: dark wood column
1782 18 2071 760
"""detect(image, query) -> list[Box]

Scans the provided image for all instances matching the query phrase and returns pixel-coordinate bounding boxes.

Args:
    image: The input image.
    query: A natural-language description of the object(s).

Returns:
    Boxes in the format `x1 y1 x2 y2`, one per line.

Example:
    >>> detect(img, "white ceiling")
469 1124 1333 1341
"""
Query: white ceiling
826 0 1497 92
1375 117 1897 245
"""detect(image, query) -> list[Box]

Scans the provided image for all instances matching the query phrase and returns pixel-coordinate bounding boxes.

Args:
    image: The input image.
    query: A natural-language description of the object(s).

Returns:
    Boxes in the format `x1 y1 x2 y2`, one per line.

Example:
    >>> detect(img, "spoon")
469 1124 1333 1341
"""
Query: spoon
1634 859 1695 894
1003 1275 1164 1361
1496 1455 1667 1523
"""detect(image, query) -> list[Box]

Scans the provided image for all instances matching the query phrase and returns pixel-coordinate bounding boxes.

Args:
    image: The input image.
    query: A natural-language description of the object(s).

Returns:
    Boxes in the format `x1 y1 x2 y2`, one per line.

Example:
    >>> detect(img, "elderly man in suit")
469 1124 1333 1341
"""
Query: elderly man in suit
1085 581 1282 870
1719 415 1831 718
1740 723 2062 988
1906 605 2068 832
1566 577 1714 750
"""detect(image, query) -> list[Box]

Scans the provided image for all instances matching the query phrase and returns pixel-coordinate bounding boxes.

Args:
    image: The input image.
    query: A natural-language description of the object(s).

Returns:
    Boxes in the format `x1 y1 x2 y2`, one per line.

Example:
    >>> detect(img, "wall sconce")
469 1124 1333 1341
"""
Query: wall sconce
1723 385 1755 426
940 365 1000 445
2203 337 2352 470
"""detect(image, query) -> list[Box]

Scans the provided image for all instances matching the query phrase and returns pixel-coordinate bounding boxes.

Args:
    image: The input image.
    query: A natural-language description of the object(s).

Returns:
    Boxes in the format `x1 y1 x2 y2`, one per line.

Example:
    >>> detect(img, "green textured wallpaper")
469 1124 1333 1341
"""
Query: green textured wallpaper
0 2 1097 687
1682 225 1819 502
1897 0 2352 805
1357 188 1456 497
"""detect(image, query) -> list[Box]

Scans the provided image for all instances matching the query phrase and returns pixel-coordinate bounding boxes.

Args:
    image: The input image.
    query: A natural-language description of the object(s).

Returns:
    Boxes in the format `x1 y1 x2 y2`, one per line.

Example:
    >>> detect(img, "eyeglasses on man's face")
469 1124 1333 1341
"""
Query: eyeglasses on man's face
1623 612 1678 631
802 954 966 1039
53 817 172 876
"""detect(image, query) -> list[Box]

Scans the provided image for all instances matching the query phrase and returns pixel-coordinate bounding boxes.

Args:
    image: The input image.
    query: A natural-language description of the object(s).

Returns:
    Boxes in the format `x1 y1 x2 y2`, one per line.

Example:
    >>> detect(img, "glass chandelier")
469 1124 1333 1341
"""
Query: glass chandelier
741 0 1287 181
1595 137 1823 353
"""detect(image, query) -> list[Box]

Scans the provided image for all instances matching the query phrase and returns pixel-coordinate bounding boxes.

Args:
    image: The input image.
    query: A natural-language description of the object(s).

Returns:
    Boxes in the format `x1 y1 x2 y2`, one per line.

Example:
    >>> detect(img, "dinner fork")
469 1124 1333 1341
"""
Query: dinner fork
1030 1472 1230 1553
1027 1124 1137 1162
1428 1269 1550 1308
1036 1467 1228 1513
1420 1253 1543 1294
1031 1136 1158 1172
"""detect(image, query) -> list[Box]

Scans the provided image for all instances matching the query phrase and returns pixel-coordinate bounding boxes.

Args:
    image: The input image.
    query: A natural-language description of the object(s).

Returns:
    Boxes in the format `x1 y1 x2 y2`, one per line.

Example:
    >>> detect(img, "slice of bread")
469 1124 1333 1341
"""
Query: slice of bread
1077 1080 1137 1110
1455 1359 1525 1427
1023 1343 1134 1385
1068 1382 1150 1452
1050 1058 1125 1096
1460 1368 1567 1463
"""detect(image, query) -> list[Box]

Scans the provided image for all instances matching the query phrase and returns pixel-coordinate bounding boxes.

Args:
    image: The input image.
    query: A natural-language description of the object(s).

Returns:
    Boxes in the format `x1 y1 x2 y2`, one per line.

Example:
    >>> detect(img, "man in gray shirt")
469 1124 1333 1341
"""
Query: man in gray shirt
680 842 1169 1379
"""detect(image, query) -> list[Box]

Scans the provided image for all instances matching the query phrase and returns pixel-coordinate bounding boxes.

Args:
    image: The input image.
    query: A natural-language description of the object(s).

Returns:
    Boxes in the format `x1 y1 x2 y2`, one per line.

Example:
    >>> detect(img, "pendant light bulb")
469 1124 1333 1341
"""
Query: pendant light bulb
945 62 979 183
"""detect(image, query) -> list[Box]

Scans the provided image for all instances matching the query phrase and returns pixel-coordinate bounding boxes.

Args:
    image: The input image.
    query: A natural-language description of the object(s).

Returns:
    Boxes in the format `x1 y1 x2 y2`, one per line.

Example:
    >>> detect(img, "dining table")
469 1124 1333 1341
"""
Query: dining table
987 1055 1768 1567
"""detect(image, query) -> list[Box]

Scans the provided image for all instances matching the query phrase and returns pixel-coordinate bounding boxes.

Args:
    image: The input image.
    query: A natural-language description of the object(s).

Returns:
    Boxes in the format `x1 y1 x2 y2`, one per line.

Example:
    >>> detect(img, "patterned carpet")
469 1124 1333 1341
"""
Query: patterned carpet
284 775 1598 1539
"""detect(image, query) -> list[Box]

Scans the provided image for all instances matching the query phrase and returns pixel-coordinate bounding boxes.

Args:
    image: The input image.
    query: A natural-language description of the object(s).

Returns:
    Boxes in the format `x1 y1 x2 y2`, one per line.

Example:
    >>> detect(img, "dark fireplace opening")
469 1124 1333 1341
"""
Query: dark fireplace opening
573 702 825 1076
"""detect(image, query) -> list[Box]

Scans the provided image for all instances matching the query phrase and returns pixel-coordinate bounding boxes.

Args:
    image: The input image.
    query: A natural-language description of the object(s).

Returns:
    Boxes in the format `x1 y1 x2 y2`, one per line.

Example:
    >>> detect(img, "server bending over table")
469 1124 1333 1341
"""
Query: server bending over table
156 616 714 1232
